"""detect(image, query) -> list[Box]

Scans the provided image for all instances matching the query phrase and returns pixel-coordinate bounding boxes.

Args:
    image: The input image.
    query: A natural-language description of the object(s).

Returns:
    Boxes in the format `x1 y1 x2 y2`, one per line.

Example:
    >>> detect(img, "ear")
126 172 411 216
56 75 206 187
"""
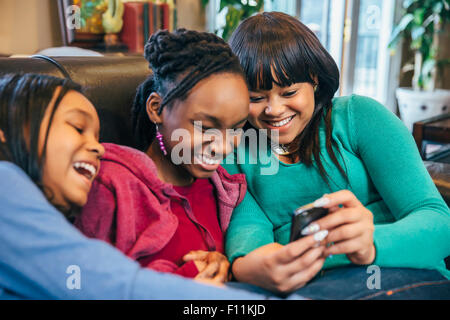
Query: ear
311 74 319 86
0 129 5 143
146 92 163 124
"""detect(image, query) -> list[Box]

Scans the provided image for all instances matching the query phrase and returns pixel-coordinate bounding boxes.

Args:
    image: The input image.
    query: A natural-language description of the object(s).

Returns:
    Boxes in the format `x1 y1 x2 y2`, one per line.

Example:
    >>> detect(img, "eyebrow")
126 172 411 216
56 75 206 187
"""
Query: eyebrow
194 112 247 128
66 109 94 120
66 109 100 139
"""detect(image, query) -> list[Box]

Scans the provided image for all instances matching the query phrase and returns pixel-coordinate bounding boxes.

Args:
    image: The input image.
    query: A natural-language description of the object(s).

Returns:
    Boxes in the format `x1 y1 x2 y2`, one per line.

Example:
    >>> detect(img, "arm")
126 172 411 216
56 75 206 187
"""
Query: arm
224 182 276 264
349 95 450 268
223 160 326 293
0 162 266 300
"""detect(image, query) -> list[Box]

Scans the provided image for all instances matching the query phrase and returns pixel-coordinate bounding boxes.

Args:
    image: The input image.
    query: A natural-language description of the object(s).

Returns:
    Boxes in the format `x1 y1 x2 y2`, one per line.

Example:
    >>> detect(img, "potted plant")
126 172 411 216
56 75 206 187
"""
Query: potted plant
389 0 450 131
201 0 264 41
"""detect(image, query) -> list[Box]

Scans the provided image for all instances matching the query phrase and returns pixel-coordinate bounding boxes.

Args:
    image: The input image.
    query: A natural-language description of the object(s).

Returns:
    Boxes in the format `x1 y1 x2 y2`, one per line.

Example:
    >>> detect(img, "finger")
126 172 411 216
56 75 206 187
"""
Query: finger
211 260 230 283
275 232 327 264
328 205 340 213
195 261 220 280
183 250 209 262
323 236 368 256
315 208 364 232
325 221 366 244
314 190 361 209
285 245 325 277
278 258 325 293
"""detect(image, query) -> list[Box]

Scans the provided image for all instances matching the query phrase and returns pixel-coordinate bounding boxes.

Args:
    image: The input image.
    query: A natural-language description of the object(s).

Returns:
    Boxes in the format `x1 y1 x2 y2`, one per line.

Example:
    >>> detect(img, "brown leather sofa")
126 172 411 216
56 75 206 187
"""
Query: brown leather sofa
0 55 150 147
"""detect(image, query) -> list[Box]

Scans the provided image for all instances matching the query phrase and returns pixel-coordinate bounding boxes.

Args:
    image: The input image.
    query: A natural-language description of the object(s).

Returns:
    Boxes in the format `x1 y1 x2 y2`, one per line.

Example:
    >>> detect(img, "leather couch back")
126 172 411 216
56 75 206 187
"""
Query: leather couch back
0 55 151 147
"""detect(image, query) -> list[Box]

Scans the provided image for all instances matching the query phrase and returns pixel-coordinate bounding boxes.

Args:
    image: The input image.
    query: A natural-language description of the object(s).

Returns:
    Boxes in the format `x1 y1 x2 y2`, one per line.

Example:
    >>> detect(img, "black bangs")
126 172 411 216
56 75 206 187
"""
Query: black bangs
231 13 317 92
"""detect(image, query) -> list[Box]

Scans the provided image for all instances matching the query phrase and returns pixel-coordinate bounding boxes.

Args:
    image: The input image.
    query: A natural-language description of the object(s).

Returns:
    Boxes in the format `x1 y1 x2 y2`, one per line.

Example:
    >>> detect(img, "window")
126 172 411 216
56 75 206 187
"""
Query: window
208 0 401 111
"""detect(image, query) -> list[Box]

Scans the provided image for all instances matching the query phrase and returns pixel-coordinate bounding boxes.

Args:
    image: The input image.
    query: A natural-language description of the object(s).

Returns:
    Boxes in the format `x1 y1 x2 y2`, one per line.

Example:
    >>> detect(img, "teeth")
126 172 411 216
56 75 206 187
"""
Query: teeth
269 116 294 127
73 162 96 178
196 154 220 165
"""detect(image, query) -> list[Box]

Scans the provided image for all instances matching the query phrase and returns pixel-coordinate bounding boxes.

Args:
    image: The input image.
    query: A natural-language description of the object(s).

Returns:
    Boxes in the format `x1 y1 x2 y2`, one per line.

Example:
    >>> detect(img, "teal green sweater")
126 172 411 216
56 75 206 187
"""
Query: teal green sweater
223 95 450 279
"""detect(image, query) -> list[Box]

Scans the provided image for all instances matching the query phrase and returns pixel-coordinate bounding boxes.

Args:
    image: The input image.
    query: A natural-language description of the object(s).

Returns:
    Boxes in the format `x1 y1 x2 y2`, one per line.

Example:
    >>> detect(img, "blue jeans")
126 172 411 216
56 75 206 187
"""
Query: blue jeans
226 266 450 300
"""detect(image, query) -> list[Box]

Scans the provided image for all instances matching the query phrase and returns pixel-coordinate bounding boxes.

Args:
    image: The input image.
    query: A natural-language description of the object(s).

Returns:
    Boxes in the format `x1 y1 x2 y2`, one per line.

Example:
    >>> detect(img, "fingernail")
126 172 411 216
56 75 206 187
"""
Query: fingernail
301 223 320 236
313 230 328 242
314 196 330 207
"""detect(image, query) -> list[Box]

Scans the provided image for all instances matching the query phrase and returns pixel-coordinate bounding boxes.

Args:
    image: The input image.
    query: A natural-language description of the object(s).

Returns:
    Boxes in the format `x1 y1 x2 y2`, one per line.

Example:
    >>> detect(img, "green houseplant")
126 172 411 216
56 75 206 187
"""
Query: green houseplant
389 0 450 131
201 0 264 41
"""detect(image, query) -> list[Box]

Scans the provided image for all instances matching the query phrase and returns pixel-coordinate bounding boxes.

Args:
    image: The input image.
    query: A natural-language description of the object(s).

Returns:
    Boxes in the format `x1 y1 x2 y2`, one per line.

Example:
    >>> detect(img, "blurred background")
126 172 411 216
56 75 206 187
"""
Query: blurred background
0 0 449 161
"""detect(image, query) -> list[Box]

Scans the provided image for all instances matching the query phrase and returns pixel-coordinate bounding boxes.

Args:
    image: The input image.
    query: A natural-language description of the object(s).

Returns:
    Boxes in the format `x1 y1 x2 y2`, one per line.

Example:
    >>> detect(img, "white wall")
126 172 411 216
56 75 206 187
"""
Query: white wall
0 0 206 55
0 0 61 55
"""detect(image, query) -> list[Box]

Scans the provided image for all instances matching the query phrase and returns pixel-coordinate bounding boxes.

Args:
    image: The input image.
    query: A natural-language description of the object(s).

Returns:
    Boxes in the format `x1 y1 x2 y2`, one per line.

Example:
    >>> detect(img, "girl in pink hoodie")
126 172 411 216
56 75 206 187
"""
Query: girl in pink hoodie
76 29 250 284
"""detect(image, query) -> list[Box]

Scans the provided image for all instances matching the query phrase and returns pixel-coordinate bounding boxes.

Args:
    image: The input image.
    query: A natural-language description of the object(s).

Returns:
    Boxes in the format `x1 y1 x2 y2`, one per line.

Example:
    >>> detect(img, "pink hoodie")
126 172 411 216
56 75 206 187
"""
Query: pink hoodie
75 143 247 276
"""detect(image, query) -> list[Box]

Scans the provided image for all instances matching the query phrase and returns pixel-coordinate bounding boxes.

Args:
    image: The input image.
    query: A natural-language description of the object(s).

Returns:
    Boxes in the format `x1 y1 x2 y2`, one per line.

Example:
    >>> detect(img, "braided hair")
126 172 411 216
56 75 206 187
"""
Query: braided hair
131 28 246 151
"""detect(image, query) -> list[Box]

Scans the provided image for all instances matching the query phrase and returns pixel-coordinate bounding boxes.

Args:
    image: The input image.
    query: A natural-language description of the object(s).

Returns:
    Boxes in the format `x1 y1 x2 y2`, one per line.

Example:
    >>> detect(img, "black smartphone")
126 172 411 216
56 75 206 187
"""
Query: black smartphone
289 203 329 242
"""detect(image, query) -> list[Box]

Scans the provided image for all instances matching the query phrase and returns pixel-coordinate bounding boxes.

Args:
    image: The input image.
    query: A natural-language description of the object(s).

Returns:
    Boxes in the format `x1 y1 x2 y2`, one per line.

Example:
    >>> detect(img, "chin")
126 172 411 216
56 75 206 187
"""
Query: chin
190 167 216 179
67 194 89 208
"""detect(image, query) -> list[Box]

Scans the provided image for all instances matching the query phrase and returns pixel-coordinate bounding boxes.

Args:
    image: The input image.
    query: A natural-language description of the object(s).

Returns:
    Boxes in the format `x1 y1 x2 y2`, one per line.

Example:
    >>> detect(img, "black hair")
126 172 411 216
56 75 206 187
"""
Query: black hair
0 73 83 214
131 28 246 151
229 12 348 185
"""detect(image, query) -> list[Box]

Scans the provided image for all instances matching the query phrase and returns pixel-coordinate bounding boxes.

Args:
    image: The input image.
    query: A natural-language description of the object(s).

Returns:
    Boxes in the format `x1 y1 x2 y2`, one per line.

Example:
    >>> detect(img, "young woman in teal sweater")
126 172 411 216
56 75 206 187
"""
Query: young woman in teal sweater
222 12 450 299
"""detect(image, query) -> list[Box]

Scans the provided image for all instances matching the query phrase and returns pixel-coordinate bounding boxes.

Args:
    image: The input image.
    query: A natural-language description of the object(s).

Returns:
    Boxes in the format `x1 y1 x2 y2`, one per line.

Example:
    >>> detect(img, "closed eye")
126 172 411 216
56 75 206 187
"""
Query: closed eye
250 96 264 103
70 123 84 134
282 90 297 97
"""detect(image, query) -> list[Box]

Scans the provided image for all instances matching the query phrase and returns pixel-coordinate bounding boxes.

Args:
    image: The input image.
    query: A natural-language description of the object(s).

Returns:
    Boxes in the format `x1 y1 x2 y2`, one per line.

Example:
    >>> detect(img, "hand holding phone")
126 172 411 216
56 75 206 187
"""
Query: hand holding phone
289 203 329 242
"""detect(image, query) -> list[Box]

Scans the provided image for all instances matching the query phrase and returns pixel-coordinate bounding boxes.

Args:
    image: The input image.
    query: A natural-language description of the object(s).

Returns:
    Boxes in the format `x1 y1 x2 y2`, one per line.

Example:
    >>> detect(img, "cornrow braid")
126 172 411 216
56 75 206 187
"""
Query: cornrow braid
131 28 245 151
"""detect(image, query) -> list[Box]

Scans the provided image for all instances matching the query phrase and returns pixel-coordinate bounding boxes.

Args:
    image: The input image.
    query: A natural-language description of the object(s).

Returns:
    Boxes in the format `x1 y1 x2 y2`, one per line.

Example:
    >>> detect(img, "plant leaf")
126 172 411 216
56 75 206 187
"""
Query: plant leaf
402 0 418 10
388 13 414 48
411 25 425 41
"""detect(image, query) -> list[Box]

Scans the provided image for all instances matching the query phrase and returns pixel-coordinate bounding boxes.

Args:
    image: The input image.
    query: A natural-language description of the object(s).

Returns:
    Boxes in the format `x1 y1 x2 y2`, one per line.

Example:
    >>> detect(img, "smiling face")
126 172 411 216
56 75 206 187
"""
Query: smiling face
39 89 105 209
248 81 316 145
149 72 249 183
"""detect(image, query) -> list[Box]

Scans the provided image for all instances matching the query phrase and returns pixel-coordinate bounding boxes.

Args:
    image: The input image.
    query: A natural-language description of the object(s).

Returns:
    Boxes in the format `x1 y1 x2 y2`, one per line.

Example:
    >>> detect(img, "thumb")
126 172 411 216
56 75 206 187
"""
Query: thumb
182 250 209 262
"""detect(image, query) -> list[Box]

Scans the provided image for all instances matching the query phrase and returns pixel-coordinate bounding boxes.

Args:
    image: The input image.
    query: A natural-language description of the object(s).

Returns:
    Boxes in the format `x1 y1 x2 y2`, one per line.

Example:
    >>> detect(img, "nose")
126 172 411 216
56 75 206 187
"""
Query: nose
88 139 105 159
264 97 285 117
204 132 234 159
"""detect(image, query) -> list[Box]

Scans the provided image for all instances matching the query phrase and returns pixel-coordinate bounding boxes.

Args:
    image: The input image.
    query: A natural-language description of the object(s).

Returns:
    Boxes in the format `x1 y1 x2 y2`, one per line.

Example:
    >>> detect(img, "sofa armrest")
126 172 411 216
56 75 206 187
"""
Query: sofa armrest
424 161 450 206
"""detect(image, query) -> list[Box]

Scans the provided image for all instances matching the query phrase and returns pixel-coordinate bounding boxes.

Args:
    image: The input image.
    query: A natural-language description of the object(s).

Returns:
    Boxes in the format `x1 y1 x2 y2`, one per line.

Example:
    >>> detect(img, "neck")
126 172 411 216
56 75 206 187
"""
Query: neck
145 142 194 186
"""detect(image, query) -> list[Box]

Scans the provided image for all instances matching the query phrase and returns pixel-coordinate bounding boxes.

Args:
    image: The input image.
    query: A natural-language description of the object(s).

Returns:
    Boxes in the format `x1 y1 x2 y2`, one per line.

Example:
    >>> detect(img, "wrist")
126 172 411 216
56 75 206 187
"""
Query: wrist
230 257 245 282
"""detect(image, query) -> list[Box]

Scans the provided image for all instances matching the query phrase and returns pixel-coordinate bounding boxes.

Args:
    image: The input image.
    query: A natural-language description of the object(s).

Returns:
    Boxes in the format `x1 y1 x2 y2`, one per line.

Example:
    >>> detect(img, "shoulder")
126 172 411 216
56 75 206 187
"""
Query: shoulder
96 143 160 186
0 161 56 217
102 143 154 167
0 161 28 181
332 95 387 118
0 161 42 197
331 94 400 131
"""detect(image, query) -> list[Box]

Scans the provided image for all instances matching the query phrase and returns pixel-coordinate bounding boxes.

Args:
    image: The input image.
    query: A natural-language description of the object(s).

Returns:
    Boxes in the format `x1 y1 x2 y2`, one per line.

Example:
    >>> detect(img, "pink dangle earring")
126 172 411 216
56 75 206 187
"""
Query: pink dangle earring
155 123 167 156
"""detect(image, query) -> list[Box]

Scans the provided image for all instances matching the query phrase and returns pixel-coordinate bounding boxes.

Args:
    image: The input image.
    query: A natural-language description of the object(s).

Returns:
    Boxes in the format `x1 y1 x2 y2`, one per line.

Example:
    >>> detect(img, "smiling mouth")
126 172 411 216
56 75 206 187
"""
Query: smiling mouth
264 115 296 128
194 154 221 166
73 161 97 181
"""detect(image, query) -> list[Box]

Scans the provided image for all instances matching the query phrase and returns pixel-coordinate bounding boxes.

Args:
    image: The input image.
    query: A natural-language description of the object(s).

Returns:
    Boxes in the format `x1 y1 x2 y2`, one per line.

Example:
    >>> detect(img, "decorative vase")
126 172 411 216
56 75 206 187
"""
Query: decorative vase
395 87 450 131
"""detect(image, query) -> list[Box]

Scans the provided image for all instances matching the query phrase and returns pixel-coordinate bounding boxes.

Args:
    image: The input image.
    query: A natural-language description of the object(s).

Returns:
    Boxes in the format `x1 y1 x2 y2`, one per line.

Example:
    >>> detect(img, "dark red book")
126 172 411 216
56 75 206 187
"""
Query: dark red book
119 2 145 53
160 3 170 30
